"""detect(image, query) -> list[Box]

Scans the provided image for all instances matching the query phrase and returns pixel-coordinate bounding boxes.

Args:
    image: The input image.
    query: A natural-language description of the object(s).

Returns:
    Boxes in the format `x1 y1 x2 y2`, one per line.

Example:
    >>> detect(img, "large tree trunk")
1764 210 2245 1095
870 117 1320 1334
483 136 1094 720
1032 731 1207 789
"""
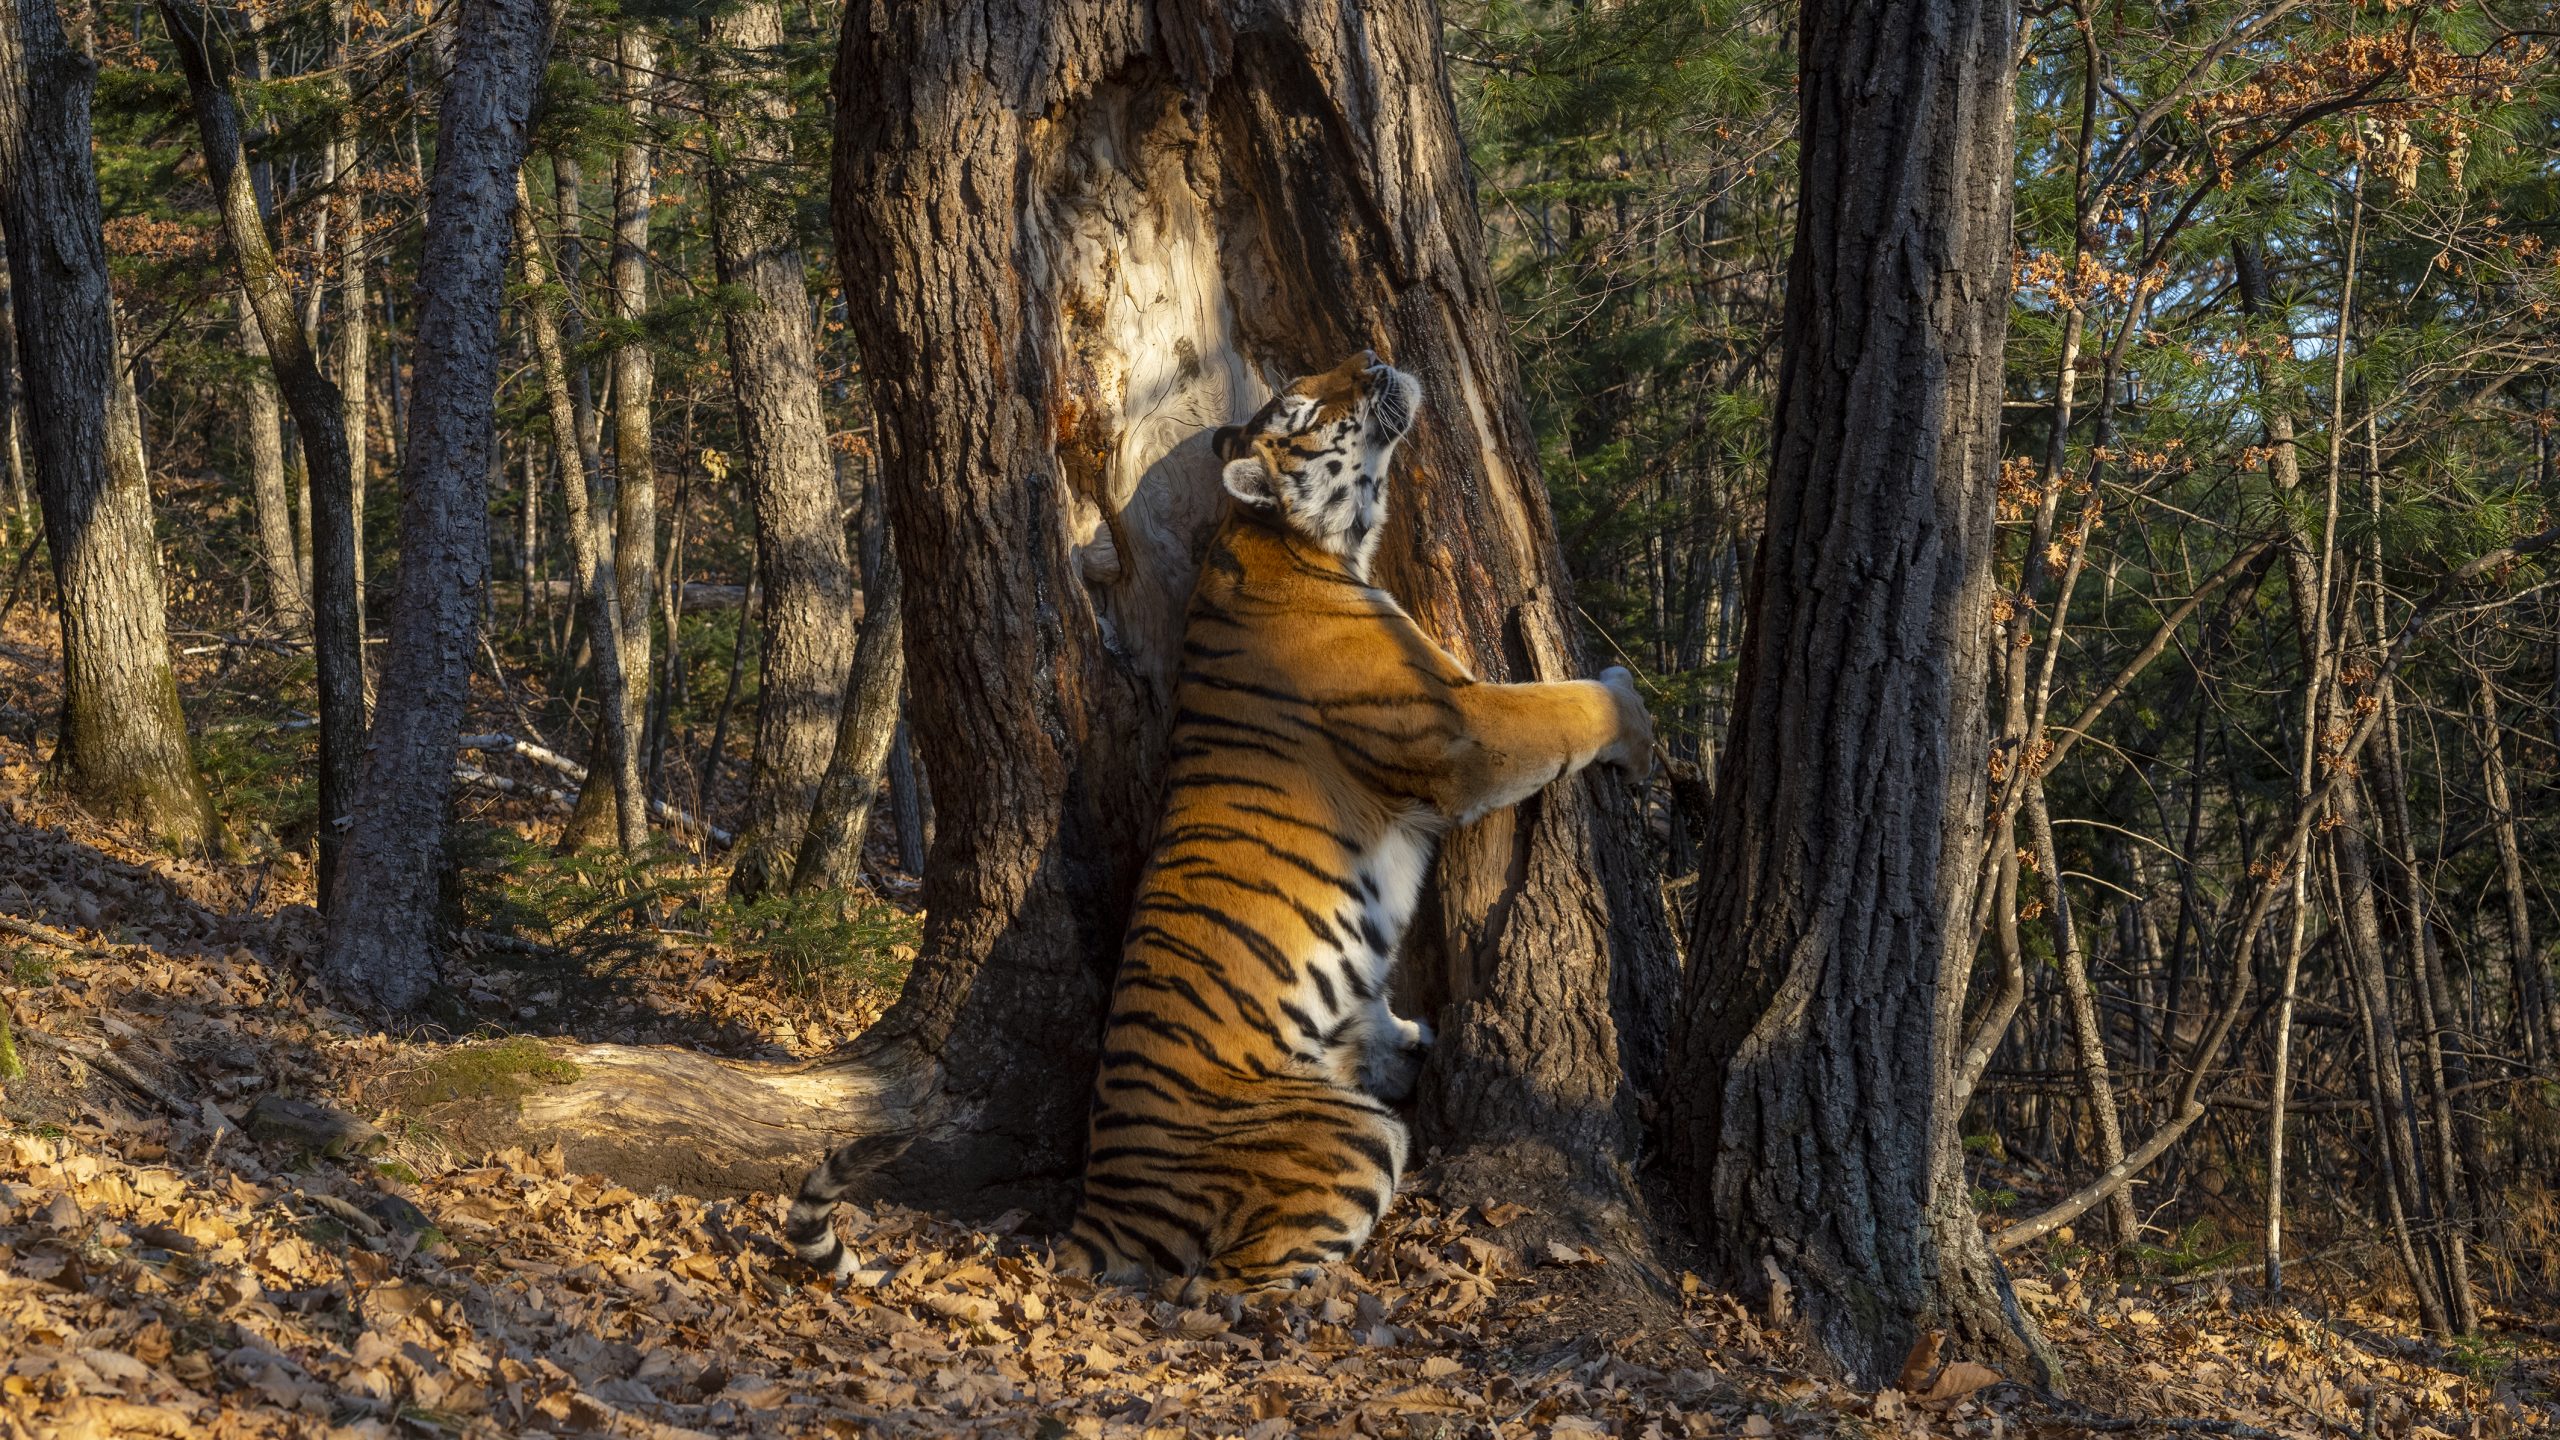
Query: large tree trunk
451 0 1674 1235
0 0 216 852
156 0 362 893
1663 0 2034 1387
317 0 552 1016
833 0 1677 1232
707 0 856 898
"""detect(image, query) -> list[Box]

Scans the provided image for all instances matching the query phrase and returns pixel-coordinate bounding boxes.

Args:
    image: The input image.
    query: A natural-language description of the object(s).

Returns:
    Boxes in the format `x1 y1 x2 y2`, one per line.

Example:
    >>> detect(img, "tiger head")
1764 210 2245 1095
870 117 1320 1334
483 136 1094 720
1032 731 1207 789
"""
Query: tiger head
1212 350 1421 580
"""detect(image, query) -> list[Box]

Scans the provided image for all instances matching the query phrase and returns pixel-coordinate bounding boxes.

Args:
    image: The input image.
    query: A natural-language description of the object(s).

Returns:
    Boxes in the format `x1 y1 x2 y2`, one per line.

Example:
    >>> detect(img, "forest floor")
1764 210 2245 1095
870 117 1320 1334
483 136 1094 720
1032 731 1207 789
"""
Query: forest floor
2 618 2558 1439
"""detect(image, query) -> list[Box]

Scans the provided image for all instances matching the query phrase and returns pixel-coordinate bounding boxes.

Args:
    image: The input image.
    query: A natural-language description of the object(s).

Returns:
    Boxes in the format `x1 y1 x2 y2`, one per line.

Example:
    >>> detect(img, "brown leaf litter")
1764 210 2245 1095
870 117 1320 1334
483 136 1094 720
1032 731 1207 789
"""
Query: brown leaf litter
1 764 2556 1437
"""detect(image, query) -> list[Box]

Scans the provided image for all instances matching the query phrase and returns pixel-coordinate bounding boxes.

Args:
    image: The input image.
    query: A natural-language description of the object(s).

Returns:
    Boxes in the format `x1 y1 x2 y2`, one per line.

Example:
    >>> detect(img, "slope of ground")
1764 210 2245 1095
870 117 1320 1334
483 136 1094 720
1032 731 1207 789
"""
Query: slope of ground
1 650 2556 1438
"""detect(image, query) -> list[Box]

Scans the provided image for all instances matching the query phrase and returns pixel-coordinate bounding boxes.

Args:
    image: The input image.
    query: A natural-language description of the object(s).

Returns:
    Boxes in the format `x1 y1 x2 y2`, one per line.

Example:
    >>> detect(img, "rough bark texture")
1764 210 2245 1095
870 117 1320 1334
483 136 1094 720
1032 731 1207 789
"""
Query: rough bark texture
156 0 361 890
331 2 369 625
791 506 902 895
708 0 856 898
235 288 308 630
0 0 216 851
318 0 550 1016
607 26 658 834
1664 0 2033 1386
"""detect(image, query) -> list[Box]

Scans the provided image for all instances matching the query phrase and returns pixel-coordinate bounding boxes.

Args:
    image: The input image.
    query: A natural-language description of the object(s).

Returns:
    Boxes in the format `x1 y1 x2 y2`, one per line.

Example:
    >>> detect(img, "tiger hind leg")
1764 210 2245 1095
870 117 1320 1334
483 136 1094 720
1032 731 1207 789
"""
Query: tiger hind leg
1051 1212 1154 1286
1201 1102 1408 1289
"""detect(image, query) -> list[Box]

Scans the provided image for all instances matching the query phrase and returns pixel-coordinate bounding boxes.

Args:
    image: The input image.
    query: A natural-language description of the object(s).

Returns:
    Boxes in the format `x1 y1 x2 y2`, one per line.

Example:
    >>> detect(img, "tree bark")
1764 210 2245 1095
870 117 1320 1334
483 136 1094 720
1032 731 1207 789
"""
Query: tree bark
318 0 552 1015
331 0 369 627
1663 0 2035 1386
607 25 658 835
2473 671 2549 1072
155 0 361 891
0 0 217 851
0 225 24 512
235 288 308 631
2021 780 2137 1248
514 171 645 853
706 0 855 898
790 498 901 895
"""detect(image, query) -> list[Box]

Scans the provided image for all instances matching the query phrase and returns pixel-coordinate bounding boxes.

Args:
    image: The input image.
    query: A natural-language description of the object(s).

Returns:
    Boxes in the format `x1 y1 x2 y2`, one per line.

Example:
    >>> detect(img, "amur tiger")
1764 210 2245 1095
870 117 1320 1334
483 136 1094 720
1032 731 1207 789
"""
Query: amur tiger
787 350 1653 1291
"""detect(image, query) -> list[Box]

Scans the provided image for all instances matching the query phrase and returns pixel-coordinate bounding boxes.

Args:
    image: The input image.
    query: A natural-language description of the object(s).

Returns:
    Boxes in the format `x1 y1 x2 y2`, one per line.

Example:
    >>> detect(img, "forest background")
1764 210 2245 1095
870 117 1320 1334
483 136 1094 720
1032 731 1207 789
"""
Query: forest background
0 0 2558 1433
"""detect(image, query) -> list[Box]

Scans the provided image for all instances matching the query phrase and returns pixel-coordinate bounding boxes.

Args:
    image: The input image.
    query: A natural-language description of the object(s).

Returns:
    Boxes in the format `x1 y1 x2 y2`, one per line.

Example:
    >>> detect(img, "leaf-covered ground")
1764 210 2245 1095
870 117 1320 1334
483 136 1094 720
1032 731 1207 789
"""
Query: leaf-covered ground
3 641 2558 1438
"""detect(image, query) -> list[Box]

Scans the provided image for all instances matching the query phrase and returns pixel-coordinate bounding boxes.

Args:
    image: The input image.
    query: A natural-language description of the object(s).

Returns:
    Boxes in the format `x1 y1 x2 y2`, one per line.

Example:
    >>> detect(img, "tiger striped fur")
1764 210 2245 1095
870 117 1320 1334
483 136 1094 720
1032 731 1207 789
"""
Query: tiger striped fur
784 351 1653 1291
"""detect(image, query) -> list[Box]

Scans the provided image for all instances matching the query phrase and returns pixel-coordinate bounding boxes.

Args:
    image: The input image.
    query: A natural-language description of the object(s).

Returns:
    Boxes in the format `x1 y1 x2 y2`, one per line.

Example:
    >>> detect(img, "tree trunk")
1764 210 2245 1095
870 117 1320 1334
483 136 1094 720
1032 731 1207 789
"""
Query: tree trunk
331 1 369 627
2022 780 2137 1248
318 0 552 1016
1663 0 2035 1386
0 0 216 852
2473 671 2549 1072
791 498 901 895
607 24 658 833
0 227 24 513
706 0 856 898
234 288 308 631
886 713 926 875
515 171 645 853
155 0 361 892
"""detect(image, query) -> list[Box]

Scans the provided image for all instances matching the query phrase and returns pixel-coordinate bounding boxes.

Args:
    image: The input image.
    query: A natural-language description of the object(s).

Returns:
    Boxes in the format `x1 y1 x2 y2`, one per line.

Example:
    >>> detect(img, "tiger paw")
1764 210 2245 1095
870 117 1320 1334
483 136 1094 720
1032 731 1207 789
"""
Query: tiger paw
1362 1016 1434 1102
1596 667 1655 776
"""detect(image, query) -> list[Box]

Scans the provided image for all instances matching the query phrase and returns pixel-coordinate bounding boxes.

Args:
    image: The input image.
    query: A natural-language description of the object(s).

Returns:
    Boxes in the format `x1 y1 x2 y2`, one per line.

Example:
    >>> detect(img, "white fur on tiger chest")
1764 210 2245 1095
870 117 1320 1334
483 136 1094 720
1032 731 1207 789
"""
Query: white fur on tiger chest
1284 813 1437 1073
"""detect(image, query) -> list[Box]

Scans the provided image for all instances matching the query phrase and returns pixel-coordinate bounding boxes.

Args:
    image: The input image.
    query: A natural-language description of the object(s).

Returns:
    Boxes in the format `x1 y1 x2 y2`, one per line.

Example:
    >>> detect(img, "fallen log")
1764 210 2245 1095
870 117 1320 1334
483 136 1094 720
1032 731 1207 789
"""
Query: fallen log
506 581 802 615
455 736 733 846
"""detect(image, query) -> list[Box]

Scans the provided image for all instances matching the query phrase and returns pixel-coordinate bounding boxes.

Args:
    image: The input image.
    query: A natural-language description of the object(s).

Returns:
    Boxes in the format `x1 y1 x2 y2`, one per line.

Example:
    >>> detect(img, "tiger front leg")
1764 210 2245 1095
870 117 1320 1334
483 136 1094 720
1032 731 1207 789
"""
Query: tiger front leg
1433 666 1655 824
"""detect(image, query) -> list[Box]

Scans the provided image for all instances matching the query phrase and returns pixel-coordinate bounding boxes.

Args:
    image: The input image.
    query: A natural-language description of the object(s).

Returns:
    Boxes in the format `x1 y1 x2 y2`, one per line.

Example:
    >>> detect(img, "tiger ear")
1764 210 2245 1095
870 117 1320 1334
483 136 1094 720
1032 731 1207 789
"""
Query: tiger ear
1222 456 1283 511
1211 424 1246 461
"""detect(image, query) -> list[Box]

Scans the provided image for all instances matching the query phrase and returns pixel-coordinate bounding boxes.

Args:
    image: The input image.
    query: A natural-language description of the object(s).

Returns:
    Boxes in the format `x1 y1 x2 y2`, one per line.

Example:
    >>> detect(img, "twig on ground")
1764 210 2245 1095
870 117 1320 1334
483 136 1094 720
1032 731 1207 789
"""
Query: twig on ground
15 1027 193 1119
0 913 107 955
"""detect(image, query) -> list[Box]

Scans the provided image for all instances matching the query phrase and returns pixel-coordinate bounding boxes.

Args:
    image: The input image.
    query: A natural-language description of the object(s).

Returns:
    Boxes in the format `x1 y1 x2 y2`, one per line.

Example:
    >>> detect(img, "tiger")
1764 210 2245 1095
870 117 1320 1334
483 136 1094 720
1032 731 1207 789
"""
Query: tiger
786 349 1653 1291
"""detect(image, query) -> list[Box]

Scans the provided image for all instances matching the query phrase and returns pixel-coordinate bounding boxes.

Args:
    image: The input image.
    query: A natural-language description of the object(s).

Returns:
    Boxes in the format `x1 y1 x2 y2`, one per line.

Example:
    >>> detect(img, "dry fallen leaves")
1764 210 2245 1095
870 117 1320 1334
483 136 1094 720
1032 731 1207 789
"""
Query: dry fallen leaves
0 742 2550 1440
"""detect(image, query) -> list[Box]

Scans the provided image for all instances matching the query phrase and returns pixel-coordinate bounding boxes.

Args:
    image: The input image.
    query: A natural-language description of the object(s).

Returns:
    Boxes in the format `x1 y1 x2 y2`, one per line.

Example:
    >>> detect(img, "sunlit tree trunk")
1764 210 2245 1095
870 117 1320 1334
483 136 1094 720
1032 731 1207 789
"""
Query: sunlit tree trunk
515 172 645 854
0 0 216 852
792 490 900 895
706 0 855 897
235 289 307 631
607 25 658 829
332 0 369 626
